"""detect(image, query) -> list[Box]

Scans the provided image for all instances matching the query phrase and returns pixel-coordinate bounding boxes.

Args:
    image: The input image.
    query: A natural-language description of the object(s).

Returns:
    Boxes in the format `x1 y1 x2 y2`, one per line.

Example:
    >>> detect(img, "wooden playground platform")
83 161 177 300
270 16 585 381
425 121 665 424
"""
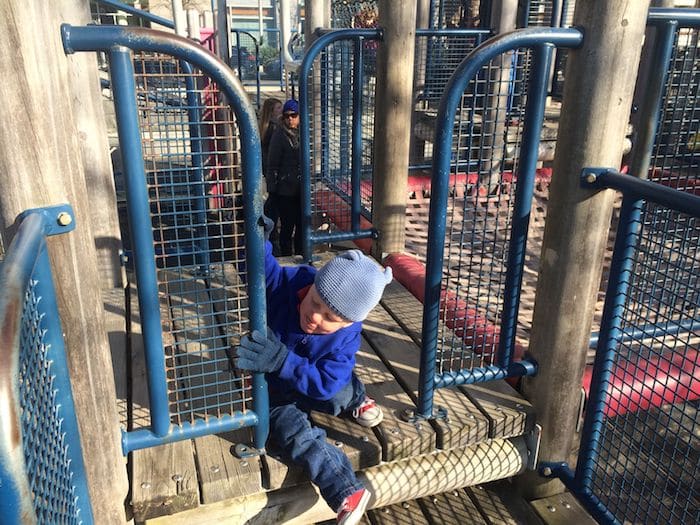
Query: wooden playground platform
102 248 597 524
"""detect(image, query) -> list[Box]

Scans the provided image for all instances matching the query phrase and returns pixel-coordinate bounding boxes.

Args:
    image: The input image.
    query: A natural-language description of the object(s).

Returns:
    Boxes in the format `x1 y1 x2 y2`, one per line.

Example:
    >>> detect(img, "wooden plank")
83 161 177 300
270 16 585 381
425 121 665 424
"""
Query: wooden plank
418 489 488 525
193 429 263 504
467 481 545 525
128 283 200 521
461 381 535 439
368 498 429 525
367 281 490 451
530 493 597 525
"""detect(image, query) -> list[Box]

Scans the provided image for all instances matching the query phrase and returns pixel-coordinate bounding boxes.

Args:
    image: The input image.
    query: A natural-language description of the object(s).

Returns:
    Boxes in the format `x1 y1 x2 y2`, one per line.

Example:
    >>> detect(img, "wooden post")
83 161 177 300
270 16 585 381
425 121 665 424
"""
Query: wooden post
0 1 128 522
304 0 330 46
518 1 652 498
371 0 417 258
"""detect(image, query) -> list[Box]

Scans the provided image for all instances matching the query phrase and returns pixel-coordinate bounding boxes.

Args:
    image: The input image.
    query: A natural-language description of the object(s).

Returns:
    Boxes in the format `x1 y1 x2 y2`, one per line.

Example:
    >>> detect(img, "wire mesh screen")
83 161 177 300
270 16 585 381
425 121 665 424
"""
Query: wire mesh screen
129 52 252 427
304 37 378 233
650 26 699 191
582 200 700 524
331 1 377 28
435 48 535 373
18 280 86 524
413 31 489 167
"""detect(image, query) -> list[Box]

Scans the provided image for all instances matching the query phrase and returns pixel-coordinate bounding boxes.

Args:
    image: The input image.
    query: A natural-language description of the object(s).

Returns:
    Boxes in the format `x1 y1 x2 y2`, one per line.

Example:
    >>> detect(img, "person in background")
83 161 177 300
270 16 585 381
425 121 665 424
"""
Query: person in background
258 97 283 255
267 99 302 256
234 224 391 524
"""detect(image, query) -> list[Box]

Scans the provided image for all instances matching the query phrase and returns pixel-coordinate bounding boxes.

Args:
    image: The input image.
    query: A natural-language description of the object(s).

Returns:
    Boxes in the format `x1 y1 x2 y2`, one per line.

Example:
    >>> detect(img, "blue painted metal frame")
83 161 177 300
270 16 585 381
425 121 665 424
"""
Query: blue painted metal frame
0 205 93 524
418 27 583 418
299 28 382 262
541 168 700 525
230 29 261 109
61 24 269 454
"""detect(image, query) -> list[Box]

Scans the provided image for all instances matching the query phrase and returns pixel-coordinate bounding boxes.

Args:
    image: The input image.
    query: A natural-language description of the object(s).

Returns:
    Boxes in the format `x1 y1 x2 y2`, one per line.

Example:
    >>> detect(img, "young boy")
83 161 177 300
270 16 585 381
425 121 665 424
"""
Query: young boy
234 239 392 525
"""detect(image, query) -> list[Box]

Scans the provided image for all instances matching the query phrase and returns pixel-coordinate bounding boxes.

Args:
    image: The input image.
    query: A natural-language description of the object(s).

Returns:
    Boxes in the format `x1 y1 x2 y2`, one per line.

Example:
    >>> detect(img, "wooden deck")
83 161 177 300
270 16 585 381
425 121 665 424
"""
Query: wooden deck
101 252 570 524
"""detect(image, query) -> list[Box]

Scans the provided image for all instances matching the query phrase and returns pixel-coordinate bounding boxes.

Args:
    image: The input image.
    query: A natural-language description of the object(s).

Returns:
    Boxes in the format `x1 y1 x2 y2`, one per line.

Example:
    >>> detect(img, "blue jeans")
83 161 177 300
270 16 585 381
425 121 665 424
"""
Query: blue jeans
268 374 366 511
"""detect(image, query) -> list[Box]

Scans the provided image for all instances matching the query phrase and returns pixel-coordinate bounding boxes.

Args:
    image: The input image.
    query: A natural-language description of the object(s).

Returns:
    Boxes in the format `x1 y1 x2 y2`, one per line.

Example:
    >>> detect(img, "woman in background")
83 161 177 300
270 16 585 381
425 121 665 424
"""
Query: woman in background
258 97 283 254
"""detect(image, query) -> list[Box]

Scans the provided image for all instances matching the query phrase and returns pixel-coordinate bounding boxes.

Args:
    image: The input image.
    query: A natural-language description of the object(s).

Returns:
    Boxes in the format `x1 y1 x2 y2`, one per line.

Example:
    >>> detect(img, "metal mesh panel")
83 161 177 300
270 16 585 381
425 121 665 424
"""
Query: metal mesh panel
18 281 83 524
130 52 251 427
436 48 534 372
331 1 377 29
650 27 700 190
413 31 489 166
304 37 378 232
586 202 699 524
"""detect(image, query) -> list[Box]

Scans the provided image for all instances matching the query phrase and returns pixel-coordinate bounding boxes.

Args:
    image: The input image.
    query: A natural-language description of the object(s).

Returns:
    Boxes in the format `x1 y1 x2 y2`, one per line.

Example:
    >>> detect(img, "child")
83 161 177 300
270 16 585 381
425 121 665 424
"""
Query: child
234 238 392 524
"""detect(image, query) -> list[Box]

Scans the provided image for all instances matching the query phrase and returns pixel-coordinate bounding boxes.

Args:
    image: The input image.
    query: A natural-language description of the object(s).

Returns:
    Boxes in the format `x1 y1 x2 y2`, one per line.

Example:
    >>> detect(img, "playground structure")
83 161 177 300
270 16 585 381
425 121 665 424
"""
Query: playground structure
1 1 699 524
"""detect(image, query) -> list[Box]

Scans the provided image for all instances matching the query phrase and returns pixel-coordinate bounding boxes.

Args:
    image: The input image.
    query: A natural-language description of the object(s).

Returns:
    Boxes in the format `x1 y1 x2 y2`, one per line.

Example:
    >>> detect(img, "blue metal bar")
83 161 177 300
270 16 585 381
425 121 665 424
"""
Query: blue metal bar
309 229 377 245
351 38 364 233
62 24 269 450
123 411 259 453
550 0 562 27
574 195 644 492
95 0 175 29
415 28 492 37
589 317 700 348
418 27 583 419
433 360 537 389
182 62 211 270
628 21 677 180
339 45 351 189
497 43 553 368
591 169 700 216
109 46 171 437
299 29 381 261
542 463 621 525
647 7 700 27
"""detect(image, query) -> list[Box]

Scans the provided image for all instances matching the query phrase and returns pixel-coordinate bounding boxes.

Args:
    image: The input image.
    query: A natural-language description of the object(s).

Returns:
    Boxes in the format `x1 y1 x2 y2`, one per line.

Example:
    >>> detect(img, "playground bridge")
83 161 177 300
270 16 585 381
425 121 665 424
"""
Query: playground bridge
1 2 699 524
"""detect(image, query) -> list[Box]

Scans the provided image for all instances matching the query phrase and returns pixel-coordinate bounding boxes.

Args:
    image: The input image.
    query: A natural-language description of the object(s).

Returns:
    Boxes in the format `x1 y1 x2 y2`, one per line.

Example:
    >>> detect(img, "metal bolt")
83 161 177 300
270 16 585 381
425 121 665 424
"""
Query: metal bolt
361 435 369 442
57 212 72 226
585 172 597 184
210 465 220 473
547 505 557 513
240 460 248 467
172 474 183 483
542 466 552 476
381 508 389 514
562 500 571 509
468 414 475 419
431 497 438 504
416 423 423 431
334 441 343 448
402 502 410 509
391 428 400 434
140 482 151 489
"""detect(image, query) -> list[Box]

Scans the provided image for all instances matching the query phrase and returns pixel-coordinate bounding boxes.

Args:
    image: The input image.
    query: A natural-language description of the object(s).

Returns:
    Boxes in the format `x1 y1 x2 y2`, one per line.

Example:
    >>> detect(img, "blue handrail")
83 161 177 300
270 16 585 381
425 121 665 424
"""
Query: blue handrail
61 24 269 454
0 205 93 525
419 27 583 418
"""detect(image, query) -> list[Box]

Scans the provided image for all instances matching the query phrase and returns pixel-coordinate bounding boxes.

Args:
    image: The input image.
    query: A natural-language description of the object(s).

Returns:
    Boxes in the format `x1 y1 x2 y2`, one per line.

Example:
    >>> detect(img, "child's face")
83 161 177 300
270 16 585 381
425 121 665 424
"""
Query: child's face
299 285 353 335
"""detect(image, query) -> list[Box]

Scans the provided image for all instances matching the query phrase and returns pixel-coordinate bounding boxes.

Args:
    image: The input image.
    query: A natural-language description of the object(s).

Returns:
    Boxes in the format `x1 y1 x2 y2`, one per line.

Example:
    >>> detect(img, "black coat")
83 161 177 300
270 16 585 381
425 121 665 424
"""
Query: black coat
267 125 300 197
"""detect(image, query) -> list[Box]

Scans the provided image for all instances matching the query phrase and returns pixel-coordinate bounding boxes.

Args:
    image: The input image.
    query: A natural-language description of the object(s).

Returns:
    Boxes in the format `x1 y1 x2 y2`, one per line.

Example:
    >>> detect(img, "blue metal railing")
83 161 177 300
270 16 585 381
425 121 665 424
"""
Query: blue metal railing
299 28 382 261
62 24 269 454
542 169 700 525
417 27 583 418
0 205 93 525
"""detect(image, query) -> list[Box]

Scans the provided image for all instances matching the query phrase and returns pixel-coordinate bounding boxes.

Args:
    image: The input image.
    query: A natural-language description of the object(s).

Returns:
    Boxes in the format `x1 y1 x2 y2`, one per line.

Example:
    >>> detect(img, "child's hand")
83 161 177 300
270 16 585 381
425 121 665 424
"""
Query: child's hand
234 328 288 372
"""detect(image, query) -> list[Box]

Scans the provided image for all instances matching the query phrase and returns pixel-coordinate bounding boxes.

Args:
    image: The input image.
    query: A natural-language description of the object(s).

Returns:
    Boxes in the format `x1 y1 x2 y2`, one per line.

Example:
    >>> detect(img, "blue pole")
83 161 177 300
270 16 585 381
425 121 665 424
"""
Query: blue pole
497 43 553 368
351 38 364 233
109 47 171 437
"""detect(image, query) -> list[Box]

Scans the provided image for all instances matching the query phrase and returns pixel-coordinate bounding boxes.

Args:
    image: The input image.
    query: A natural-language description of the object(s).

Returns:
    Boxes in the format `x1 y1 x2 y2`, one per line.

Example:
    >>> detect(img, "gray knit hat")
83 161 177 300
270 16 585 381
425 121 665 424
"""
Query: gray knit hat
314 250 393 322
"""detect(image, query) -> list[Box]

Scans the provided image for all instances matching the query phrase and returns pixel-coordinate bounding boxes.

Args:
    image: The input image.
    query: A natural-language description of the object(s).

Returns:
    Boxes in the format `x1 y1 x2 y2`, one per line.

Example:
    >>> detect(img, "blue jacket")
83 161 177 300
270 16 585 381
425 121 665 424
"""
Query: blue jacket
262 242 362 401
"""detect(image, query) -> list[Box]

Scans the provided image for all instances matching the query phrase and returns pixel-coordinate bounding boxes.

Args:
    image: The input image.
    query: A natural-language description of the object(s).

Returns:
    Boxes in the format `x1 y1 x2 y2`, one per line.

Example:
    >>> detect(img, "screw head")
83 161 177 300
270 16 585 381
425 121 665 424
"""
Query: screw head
210 465 220 473
171 474 183 482
57 212 72 226
542 466 553 476
585 172 598 184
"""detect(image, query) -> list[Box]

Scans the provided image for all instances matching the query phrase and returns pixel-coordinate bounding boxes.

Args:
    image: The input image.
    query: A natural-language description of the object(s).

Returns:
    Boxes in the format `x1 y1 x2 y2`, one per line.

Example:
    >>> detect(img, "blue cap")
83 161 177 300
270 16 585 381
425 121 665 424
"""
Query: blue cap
314 250 393 322
283 99 299 114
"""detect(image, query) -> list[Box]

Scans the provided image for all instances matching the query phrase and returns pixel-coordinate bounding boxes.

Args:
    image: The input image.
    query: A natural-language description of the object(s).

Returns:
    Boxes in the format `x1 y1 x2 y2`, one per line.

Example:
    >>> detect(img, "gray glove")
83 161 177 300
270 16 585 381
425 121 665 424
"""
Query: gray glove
234 328 288 373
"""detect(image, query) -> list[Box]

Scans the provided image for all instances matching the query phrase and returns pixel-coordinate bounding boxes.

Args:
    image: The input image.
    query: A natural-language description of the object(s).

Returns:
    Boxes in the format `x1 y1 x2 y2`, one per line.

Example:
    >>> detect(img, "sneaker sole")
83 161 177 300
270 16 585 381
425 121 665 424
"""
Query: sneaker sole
356 411 383 428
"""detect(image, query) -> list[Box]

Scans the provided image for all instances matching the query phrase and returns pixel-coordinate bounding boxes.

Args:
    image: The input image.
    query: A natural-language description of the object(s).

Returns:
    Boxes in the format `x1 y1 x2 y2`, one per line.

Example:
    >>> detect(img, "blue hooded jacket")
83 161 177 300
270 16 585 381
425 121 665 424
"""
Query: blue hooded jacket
262 242 362 401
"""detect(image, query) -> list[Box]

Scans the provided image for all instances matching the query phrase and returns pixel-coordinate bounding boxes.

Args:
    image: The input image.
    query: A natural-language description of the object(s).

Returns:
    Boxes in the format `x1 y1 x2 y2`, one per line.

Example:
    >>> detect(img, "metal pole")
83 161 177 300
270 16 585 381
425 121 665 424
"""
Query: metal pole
518 0 653 499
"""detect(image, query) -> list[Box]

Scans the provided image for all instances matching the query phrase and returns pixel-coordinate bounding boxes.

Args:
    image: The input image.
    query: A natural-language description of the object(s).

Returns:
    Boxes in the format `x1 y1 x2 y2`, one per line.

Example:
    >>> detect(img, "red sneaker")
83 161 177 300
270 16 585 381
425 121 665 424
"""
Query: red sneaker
337 488 371 525
351 397 383 427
